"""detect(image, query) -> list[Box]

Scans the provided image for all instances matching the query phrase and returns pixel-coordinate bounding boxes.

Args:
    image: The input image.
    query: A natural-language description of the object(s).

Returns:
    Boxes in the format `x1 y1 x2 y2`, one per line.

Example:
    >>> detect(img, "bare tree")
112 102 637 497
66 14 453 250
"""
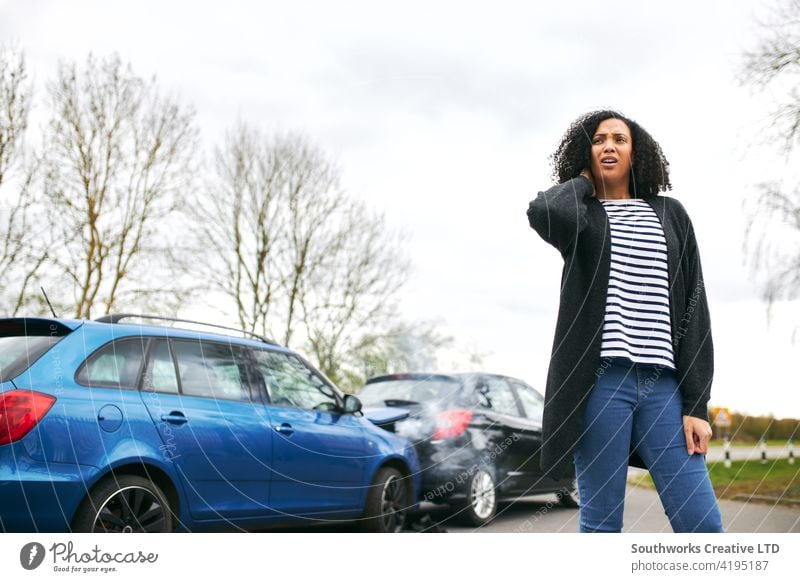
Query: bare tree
742 0 800 153
40 54 198 318
196 128 344 341
267 132 348 346
197 126 412 382
301 199 410 383
346 320 454 389
0 46 48 315
743 182 800 307
0 48 28 188
741 0 800 308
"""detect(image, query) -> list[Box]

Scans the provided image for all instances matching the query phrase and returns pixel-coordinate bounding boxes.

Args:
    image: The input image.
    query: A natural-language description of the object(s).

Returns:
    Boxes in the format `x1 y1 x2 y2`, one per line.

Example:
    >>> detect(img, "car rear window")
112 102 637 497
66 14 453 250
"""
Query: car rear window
358 378 462 406
0 319 71 382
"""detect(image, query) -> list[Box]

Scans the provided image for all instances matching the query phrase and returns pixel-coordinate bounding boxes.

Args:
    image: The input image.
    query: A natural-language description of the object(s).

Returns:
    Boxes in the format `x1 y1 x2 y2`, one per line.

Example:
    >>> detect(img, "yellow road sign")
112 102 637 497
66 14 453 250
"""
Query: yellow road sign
711 406 732 427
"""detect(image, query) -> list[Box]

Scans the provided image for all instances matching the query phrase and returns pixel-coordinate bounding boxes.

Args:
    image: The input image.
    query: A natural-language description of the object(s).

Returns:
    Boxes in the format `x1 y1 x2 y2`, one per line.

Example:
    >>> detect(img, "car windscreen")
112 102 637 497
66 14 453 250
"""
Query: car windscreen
358 378 462 406
0 319 71 382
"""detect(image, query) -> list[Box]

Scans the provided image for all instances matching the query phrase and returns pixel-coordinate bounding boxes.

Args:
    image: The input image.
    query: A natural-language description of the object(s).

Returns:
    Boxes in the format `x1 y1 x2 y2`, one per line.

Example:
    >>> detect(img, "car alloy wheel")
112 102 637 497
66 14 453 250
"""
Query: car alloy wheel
380 474 407 532
73 475 174 533
469 468 497 520
362 467 408 533
455 466 497 526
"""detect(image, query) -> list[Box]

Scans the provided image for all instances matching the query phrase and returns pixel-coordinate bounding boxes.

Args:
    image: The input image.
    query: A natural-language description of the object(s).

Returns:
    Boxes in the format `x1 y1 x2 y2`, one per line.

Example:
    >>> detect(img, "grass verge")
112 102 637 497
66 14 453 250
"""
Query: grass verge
628 459 800 507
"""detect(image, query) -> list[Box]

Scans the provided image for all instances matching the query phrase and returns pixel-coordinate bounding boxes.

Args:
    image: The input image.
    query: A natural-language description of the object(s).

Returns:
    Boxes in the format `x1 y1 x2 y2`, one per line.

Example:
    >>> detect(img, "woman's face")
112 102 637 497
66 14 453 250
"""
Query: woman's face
589 118 633 186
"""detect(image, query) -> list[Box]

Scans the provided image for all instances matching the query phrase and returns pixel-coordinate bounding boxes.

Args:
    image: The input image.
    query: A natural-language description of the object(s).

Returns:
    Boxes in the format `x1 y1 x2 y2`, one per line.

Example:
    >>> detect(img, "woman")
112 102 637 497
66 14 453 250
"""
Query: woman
527 110 723 533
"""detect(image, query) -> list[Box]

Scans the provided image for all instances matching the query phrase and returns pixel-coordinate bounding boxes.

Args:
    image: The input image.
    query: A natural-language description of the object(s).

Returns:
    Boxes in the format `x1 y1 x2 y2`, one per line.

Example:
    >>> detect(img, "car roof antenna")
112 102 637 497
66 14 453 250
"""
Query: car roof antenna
40 287 58 318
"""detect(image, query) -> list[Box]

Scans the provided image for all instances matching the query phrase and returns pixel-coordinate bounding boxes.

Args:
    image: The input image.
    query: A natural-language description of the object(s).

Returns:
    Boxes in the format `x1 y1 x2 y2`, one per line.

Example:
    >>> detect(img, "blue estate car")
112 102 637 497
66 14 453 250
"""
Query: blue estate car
0 315 420 533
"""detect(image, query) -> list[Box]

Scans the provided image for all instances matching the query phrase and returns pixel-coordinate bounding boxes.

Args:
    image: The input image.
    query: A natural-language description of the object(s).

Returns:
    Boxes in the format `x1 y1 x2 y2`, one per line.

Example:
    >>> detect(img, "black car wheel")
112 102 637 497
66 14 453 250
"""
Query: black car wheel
559 478 580 508
455 466 497 526
361 467 408 533
72 475 174 533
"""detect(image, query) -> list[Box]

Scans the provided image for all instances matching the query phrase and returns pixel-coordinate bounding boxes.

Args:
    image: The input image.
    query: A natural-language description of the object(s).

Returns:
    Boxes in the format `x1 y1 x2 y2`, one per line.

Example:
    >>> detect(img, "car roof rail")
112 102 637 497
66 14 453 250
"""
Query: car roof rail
94 313 280 346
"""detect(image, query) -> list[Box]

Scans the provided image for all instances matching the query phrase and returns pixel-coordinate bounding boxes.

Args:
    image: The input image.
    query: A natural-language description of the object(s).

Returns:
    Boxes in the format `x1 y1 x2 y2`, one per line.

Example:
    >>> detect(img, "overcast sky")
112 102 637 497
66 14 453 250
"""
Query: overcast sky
3 0 799 419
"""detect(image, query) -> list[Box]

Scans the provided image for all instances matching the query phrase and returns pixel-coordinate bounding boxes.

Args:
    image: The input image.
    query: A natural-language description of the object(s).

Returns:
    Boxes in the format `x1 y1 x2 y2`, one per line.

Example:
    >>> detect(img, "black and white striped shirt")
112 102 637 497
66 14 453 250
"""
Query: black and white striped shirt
600 199 675 369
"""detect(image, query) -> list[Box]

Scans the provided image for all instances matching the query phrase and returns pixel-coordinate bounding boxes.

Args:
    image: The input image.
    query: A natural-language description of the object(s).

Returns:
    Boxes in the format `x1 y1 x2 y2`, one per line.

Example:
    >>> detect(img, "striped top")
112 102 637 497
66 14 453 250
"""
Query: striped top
600 199 675 369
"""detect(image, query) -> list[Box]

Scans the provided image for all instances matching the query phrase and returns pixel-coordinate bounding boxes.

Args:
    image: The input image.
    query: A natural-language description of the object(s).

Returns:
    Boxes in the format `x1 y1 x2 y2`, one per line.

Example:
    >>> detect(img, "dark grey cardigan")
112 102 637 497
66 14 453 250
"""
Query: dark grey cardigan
527 176 714 479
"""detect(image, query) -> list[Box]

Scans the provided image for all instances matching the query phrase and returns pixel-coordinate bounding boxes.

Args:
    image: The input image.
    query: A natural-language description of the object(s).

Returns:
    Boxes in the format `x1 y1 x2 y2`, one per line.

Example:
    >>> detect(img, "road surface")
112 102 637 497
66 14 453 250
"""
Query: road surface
263 486 800 533
430 486 800 533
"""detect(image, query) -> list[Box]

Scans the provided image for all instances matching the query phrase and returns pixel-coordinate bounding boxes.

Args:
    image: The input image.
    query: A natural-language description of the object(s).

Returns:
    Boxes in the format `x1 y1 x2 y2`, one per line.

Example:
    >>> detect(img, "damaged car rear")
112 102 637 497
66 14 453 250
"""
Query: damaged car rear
357 372 579 526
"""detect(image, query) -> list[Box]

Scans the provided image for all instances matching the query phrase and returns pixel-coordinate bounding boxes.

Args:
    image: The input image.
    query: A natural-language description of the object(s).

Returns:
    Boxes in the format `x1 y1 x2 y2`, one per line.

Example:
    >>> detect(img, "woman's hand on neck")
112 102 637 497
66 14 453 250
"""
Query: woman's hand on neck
581 168 632 200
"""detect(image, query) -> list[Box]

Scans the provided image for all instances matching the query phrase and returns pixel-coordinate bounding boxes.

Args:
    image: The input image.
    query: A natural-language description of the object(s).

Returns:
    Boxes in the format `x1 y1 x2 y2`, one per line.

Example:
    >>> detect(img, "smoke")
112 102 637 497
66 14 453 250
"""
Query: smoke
367 372 510 477
394 398 495 476
395 399 446 442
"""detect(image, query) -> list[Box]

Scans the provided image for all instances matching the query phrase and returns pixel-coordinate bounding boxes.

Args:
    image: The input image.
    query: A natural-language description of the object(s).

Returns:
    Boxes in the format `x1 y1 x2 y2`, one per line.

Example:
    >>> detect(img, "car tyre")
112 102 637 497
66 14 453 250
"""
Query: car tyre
455 466 497 526
72 474 174 533
361 467 408 533
559 478 580 508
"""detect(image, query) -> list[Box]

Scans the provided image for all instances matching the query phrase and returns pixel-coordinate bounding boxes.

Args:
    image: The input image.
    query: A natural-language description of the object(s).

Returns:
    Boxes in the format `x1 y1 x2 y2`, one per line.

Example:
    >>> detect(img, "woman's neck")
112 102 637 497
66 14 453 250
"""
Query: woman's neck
595 181 631 200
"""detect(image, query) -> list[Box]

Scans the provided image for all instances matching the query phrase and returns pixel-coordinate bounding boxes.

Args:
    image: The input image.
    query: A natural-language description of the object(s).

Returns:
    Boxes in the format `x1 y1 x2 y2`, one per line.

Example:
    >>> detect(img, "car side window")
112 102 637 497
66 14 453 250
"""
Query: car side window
173 340 250 401
475 377 520 416
252 350 337 410
142 339 179 394
511 380 544 422
76 337 148 389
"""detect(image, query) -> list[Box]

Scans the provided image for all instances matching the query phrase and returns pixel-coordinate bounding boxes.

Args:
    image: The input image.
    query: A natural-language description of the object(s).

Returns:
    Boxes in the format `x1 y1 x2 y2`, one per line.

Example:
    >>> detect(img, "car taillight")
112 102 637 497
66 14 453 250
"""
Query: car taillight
432 409 473 440
0 390 56 446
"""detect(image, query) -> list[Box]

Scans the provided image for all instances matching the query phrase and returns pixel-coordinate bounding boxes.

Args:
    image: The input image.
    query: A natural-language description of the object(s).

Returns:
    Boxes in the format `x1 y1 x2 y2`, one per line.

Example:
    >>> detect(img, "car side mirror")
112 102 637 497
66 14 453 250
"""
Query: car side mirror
342 394 362 414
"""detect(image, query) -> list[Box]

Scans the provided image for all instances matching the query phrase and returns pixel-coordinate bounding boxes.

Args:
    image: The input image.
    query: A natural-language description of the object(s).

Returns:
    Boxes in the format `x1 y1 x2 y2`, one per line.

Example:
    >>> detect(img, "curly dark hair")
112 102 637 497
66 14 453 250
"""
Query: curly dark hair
550 109 671 198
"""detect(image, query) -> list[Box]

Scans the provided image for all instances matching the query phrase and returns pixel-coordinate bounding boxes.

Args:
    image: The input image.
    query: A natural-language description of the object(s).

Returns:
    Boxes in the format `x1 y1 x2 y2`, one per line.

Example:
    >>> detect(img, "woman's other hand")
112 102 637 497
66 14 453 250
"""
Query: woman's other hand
683 415 713 455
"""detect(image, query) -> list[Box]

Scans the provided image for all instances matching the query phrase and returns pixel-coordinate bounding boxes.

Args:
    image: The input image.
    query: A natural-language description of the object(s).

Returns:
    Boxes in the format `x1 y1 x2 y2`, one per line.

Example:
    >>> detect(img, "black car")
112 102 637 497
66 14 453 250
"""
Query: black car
358 372 578 526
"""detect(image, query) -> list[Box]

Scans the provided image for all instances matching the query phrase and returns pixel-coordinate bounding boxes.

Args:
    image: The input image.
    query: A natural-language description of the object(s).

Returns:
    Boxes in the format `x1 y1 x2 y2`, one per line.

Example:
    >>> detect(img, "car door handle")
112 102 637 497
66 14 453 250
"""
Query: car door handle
274 423 295 435
160 412 188 425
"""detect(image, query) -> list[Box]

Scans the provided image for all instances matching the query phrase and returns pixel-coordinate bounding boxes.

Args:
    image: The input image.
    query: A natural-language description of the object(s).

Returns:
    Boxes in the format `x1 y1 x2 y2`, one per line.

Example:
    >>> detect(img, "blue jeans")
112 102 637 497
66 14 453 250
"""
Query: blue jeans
573 357 724 533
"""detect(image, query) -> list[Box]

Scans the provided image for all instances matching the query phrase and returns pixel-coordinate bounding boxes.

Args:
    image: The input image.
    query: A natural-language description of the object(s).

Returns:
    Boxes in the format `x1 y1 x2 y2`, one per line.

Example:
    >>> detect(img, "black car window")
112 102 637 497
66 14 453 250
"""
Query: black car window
173 340 250 401
358 378 461 406
0 319 71 381
253 350 337 410
476 377 520 416
75 337 148 389
142 339 179 394
510 380 544 422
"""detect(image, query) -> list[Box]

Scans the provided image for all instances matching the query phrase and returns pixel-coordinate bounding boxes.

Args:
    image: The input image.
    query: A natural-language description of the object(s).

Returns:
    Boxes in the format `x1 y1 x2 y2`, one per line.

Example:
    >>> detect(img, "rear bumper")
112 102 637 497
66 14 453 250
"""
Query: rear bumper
417 443 575 504
418 445 485 503
0 443 98 532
